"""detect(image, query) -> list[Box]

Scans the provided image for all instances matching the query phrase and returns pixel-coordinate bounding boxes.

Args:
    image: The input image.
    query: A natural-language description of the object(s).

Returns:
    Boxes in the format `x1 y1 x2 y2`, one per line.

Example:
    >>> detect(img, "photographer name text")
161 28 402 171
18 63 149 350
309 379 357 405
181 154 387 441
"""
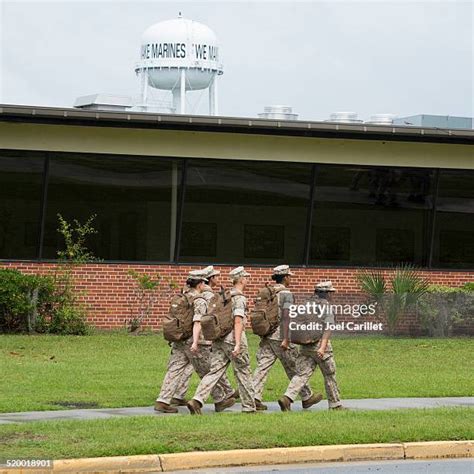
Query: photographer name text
289 321 383 331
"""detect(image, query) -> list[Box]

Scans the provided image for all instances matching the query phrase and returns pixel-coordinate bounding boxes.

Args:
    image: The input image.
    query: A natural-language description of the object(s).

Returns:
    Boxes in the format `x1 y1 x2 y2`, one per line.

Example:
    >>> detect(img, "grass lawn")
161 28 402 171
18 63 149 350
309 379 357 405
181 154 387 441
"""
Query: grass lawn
0 408 473 461
1 334 473 413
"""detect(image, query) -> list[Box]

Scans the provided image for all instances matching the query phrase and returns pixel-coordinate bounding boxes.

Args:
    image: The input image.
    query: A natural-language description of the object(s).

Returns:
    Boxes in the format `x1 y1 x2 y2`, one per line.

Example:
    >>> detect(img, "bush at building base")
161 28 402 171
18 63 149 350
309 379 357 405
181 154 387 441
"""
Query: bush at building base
0 268 90 335
417 283 474 337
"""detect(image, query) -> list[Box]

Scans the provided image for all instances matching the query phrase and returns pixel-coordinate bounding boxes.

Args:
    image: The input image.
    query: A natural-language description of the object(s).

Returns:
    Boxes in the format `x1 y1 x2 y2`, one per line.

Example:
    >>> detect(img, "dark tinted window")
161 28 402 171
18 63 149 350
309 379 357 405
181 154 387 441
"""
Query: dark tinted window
0 151 44 259
42 154 181 261
179 160 312 264
3 149 473 270
310 165 433 266
432 169 474 268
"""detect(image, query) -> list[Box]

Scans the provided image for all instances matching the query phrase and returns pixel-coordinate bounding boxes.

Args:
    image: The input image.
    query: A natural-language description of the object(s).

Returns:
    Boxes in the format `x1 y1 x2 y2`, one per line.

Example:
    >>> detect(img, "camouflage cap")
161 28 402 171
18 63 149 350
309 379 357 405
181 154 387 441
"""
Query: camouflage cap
202 265 221 279
272 264 294 276
316 280 336 292
187 269 208 282
229 266 250 280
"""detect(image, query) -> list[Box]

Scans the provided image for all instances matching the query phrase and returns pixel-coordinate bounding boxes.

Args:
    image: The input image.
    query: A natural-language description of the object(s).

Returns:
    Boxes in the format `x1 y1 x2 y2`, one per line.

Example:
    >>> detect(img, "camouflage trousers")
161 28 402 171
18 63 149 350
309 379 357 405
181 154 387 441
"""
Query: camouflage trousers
193 340 256 412
172 362 194 401
252 338 313 402
157 342 234 405
285 342 342 408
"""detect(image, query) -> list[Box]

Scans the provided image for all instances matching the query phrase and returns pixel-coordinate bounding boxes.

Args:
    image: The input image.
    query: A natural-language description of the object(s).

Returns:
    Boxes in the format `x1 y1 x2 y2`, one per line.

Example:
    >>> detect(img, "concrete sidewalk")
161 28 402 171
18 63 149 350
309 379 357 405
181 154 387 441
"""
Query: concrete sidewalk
0 397 472 425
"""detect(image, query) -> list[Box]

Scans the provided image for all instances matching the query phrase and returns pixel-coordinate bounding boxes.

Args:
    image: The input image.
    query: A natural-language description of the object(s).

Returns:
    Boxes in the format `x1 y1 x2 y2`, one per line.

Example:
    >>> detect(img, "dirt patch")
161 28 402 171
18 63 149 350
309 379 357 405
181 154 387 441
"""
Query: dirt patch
49 400 100 409
0 432 49 444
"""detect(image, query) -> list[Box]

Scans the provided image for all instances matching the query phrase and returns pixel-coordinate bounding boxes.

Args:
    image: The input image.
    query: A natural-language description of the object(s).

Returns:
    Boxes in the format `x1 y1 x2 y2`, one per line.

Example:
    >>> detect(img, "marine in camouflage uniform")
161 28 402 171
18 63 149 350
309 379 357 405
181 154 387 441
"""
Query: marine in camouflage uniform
280 281 343 410
188 267 256 414
171 265 238 406
155 270 235 413
167 266 236 406
252 265 317 410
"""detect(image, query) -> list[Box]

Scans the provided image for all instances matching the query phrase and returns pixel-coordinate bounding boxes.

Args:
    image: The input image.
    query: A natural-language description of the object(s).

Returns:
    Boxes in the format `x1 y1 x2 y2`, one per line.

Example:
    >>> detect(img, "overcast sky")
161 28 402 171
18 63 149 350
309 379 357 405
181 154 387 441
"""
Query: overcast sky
0 0 472 121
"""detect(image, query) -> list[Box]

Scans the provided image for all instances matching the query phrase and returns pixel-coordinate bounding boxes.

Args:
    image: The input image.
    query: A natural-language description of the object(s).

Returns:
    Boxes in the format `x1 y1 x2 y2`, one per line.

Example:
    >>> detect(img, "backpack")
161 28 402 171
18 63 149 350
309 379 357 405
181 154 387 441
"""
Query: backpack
200 288 236 341
289 296 329 345
250 284 283 337
163 291 202 342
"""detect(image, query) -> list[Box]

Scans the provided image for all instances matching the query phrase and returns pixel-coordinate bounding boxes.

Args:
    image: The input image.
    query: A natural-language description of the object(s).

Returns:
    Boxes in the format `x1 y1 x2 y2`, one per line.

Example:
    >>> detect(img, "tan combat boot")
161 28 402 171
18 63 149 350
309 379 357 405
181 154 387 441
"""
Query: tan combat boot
170 397 187 406
187 399 202 415
215 397 236 412
278 395 292 412
154 401 178 413
255 399 268 411
302 392 323 409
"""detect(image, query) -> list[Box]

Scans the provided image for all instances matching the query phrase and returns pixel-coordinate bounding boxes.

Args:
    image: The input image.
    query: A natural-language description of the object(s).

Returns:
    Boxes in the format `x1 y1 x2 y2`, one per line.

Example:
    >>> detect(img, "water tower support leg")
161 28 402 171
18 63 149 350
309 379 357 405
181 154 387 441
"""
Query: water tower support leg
172 89 180 114
213 76 218 115
209 79 214 115
209 77 218 116
140 69 148 105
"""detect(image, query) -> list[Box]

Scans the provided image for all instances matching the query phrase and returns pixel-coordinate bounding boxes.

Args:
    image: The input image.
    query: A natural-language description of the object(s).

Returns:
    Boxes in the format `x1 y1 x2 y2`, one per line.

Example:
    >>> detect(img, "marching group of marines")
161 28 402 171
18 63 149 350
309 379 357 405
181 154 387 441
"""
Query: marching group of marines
155 264 345 415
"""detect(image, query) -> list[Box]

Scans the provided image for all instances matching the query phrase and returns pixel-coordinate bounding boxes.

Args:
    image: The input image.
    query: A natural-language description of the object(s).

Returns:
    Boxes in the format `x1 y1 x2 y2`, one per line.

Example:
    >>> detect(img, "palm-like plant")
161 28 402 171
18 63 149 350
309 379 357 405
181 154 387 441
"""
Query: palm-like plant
358 264 429 335
357 270 386 302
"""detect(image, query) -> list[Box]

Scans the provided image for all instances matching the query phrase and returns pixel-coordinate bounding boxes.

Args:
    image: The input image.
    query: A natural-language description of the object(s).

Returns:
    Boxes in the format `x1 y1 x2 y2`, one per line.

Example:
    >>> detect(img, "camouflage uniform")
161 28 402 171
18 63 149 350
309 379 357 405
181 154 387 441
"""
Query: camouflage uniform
284 295 342 408
284 340 342 408
172 362 194 400
169 283 236 402
252 284 313 403
156 287 234 405
193 289 256 412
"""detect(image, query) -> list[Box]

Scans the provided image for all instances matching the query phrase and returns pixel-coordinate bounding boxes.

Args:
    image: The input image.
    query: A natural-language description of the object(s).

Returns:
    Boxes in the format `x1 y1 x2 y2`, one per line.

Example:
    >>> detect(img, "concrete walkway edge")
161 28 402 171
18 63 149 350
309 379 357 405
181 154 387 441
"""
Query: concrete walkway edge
2 397 472 424
1 440 472 473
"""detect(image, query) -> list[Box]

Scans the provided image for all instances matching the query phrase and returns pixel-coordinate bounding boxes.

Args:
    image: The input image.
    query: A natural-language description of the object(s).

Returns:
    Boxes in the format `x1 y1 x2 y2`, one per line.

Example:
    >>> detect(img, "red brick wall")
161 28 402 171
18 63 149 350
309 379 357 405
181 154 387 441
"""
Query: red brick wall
1 262 473 334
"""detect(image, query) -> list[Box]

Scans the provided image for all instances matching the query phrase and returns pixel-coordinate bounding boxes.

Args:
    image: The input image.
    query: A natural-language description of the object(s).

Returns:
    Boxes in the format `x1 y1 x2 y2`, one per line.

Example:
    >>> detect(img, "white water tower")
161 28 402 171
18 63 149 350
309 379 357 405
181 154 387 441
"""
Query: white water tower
135 14 223 115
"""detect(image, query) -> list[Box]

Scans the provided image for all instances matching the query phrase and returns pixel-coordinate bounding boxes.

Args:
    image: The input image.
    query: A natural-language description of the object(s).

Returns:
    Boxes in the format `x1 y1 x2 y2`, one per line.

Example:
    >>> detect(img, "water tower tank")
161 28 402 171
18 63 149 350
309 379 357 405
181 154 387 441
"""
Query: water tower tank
135 15 223 115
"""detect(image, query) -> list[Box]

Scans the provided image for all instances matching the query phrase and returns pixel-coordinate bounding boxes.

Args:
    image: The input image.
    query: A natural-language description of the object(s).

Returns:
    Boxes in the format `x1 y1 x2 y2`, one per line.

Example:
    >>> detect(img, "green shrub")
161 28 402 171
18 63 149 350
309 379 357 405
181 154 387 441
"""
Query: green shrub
126 270 161 333
37 213 98 335
126 270 178 333
0 269 32 333
0 215 99 335
417 284 474 337
0 269 55 333
357 264 429 335
0 268 90 335
47 305 90 335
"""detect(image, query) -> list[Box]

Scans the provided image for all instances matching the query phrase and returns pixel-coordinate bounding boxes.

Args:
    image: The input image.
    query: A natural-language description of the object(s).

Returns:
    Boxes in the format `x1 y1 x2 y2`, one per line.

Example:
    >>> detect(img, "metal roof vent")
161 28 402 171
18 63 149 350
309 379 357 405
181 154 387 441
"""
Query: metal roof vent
365 114 396 125
258 105 299 121
326 111 363 123
74 94 132 111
